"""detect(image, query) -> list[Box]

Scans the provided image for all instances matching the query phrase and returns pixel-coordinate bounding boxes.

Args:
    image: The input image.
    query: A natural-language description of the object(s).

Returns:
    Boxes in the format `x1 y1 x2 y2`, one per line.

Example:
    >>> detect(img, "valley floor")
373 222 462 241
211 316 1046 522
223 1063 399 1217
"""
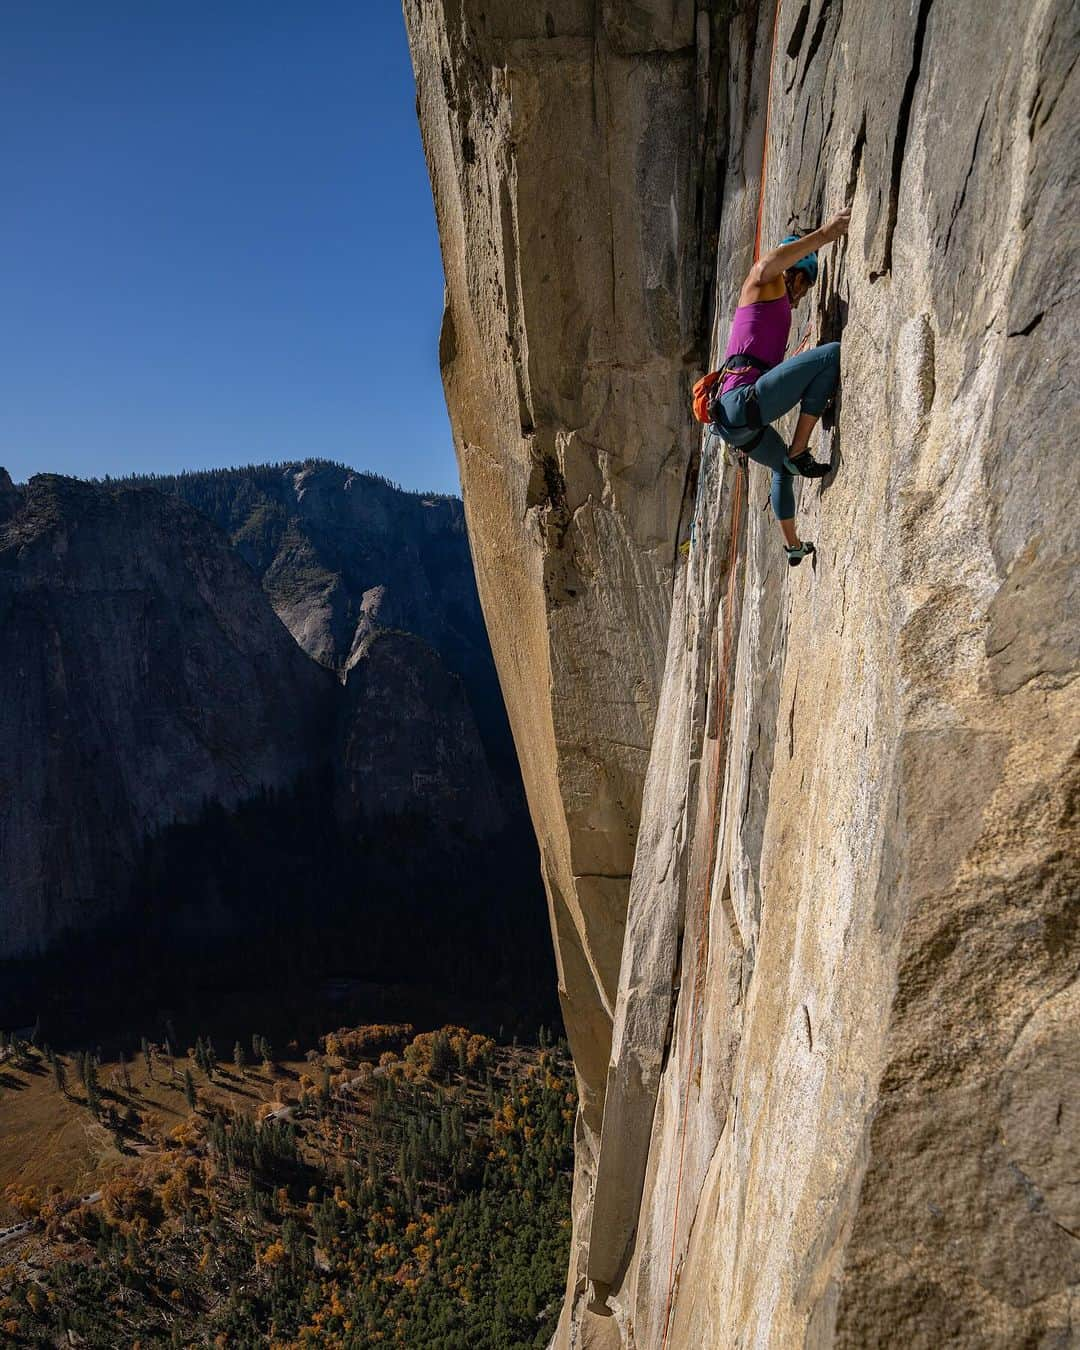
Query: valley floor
0 1023 574 1347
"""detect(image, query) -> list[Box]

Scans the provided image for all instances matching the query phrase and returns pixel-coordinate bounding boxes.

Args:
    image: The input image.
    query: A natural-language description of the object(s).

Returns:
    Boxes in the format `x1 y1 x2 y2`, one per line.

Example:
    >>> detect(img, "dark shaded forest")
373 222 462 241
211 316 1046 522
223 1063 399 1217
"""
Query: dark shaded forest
2 770 559 1052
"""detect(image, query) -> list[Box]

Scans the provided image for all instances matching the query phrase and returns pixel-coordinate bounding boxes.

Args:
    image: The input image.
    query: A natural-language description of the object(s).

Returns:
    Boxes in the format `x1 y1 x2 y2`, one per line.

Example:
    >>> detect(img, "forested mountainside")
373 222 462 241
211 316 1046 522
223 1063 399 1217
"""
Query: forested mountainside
406 0 1078 1345
0 466 556 1040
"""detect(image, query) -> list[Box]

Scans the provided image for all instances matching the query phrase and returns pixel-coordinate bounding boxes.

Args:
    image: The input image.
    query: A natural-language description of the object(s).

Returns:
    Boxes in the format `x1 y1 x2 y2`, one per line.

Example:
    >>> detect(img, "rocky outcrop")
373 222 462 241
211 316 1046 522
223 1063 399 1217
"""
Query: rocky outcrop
0 469 18 525
338 628 502 836
134 463 474 656
140 459 517 777
407 0 1078 1344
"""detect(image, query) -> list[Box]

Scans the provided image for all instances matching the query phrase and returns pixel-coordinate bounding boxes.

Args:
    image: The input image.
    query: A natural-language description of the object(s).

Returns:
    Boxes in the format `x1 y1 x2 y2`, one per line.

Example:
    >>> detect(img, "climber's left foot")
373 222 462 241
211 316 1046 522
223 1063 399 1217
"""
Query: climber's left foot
785 541 815 567
785 449 830 478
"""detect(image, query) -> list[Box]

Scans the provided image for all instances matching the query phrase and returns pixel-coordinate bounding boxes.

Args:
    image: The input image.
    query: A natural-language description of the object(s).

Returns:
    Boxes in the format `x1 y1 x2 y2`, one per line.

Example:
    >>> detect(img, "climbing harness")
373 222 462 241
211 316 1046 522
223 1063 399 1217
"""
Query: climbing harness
692 352 775 427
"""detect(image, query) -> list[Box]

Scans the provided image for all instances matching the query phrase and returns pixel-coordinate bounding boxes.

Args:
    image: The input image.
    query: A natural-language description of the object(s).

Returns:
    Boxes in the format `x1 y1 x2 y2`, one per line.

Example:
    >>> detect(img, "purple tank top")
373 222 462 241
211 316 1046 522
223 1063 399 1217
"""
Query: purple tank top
720 293 792 394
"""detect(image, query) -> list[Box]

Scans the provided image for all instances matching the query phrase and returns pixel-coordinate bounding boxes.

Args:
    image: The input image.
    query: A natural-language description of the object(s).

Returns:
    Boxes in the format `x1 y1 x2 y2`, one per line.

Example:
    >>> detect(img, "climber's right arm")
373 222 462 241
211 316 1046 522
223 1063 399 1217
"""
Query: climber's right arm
742 210 851 299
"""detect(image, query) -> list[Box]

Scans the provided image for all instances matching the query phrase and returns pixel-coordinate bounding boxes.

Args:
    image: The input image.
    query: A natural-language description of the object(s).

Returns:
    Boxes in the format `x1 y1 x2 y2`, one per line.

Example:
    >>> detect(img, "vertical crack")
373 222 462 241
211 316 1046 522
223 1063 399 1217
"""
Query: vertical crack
788 677 798 760
799 0 837 91
943 97 989 256
845 112 867 202
882 0 936 274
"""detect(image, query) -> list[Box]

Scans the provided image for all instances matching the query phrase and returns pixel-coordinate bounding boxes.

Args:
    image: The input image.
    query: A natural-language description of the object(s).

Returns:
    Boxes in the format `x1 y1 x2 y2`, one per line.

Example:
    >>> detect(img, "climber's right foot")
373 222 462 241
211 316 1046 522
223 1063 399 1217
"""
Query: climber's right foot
784 449 830 478
785 541 815 567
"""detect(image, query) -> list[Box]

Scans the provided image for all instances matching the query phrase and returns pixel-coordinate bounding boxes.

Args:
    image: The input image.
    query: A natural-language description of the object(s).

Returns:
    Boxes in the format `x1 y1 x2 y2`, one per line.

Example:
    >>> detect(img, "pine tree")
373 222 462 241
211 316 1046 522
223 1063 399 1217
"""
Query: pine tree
85 1058 101 1117
430 1030 454 1082
233 1041 246 1075
184 1067 198 1112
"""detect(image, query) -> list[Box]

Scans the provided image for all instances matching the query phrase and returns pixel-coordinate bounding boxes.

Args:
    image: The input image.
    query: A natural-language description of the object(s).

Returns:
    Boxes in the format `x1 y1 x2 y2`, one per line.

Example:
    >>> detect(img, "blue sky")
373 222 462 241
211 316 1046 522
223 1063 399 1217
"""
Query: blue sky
0 2 458 494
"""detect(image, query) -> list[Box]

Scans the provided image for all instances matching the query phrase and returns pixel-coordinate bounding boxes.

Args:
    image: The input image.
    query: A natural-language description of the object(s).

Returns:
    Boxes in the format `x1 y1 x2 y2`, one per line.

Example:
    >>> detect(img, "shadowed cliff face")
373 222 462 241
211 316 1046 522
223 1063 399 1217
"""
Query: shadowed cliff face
130 461 516 776
0 470 535 1010
339 628 503 837
407 0 1078 1344
0 475 331 959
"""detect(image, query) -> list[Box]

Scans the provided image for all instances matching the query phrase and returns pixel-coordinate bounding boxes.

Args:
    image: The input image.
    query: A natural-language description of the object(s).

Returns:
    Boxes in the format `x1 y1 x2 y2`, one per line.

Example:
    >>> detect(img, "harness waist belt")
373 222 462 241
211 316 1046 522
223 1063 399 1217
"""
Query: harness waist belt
720 351 774 376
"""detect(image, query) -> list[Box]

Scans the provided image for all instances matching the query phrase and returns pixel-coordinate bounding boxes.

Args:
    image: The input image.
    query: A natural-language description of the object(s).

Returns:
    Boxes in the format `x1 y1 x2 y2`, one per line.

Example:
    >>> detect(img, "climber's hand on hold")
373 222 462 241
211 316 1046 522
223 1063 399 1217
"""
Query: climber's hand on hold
821 208 851 242
750 209 850 289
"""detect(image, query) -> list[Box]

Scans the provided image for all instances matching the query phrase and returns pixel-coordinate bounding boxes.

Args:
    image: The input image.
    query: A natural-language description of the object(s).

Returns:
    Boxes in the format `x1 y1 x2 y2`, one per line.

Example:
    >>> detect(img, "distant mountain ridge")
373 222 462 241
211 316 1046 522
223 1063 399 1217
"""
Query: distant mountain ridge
0 463 550 1032
120 460 515 776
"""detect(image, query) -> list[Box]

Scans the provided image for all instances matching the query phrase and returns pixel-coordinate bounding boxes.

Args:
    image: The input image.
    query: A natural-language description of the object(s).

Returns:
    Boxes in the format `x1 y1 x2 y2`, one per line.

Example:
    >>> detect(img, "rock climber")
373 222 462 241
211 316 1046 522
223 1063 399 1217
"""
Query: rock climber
708 209 850 566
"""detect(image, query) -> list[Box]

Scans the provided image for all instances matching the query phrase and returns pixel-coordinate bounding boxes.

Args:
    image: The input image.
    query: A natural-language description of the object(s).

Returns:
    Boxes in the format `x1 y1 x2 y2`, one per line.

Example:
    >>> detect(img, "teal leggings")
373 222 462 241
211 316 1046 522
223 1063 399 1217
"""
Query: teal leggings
716 342 840 520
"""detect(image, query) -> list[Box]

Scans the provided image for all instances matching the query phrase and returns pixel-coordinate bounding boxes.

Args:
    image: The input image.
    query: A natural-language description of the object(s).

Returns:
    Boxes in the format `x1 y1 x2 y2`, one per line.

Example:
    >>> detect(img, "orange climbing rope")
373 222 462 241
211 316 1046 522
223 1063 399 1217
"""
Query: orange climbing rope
658 2 786 1342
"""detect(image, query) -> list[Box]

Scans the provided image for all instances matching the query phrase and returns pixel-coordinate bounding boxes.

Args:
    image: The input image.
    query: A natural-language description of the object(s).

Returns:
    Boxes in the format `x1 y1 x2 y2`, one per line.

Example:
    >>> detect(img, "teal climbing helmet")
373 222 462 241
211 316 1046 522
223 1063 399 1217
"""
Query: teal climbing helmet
780 233 818 284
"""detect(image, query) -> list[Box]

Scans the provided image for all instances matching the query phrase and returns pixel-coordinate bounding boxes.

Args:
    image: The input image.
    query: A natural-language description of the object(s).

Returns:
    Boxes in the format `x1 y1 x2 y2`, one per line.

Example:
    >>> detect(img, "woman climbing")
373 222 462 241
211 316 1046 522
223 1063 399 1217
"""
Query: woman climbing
705 209 850 566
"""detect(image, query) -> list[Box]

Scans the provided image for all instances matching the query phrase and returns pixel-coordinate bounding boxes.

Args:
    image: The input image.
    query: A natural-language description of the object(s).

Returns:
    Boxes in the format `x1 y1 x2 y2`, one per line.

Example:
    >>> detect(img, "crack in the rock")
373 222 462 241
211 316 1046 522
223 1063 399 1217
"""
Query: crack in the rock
1008 310 1045 337
883 0 936 274
798 93 813 159
943 96 989 256
742 748 754 825
1029 44 1079 139
799 0 837 93
659 928 686 1079
817 91 837 174
785 0 813 64
788 676 798 761
845 112 867 203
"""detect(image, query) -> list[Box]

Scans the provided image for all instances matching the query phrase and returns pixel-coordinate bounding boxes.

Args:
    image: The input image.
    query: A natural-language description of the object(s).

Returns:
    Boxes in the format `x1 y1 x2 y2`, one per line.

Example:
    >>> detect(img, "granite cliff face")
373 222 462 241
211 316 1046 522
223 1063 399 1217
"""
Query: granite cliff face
406 0 1078 1344
338 627 502 836
138 462 492 694
0 466 523 973
139 460 519 783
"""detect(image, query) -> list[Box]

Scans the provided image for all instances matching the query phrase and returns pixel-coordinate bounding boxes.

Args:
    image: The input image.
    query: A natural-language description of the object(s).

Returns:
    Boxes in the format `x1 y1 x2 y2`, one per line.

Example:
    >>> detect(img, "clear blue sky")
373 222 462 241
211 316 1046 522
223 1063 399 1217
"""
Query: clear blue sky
0 2 458 494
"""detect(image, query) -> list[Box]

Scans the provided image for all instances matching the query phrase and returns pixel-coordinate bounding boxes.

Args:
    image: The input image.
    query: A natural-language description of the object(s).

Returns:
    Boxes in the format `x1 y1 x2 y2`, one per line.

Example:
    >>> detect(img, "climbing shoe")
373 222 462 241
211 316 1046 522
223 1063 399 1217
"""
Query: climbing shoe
784 449 830 478
785 541 815 567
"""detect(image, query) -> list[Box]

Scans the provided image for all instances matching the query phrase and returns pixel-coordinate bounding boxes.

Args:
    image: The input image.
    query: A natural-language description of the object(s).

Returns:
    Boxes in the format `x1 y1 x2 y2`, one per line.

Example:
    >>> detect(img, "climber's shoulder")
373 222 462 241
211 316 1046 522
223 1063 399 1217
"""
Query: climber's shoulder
737 271 786 307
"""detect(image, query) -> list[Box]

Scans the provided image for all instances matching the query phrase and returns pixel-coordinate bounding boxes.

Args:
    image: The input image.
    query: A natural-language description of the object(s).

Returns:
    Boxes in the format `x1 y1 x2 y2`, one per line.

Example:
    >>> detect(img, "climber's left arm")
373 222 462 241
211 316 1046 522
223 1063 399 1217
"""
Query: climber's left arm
740 209 851 303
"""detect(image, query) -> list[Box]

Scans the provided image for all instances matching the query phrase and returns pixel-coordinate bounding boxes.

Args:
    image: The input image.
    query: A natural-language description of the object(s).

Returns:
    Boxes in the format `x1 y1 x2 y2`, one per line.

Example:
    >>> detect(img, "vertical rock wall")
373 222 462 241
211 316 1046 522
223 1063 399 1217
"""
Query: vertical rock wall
403 2 726 1310
407 0 1078 1344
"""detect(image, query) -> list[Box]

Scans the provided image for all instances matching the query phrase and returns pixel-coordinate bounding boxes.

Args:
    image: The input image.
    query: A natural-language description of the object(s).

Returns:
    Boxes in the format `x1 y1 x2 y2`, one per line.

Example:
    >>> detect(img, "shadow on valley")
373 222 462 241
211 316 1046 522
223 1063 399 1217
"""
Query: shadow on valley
1 770 559 1055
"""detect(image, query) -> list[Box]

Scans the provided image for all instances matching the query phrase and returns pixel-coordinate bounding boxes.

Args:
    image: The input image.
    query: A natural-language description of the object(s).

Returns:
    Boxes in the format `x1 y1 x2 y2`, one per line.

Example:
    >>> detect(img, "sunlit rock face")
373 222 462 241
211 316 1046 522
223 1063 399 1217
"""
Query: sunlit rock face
403 9 719 1313
406 0 1078 1344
